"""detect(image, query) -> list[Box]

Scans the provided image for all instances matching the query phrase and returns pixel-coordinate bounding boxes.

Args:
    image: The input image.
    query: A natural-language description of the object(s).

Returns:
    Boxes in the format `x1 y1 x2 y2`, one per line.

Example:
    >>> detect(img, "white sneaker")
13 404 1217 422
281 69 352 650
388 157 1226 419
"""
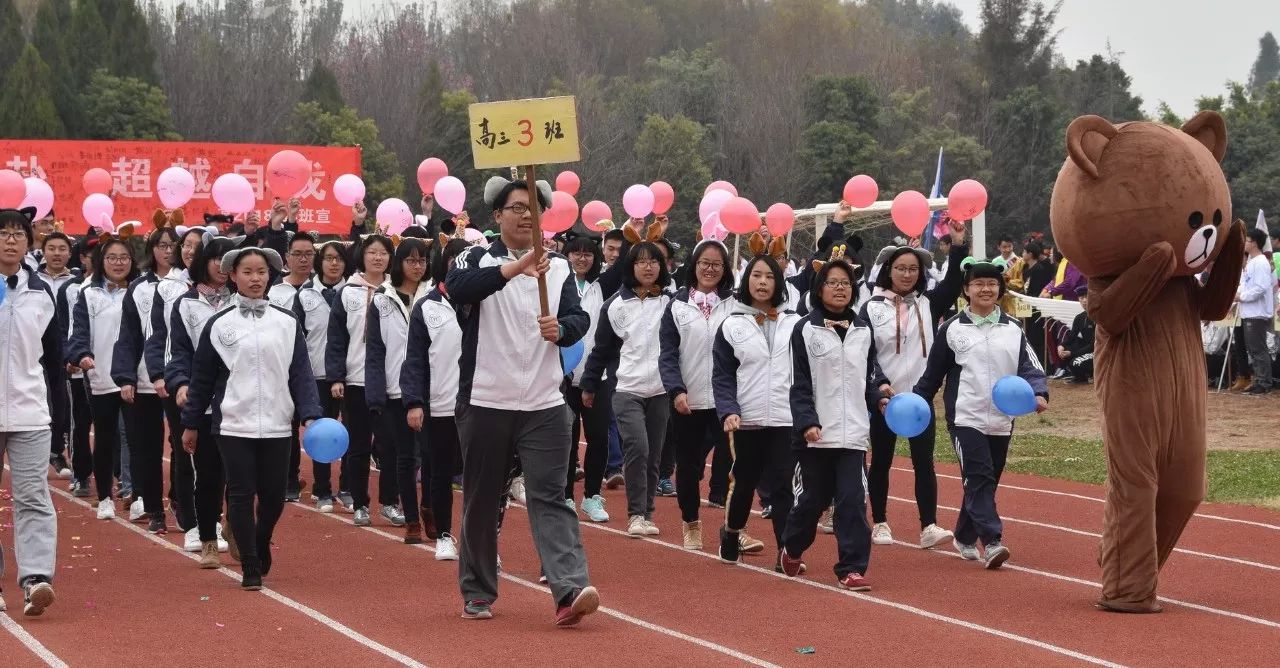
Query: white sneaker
643 519 660 536
496 554 502 571
509 476 526 505
818 506 834 534
871 522 893 545
96 499 115 520
380 504 406 527
215 523 229 552
627 515 647 538
919 523 954 549
435 533 459 561
128 498 146 522
315 496 334 513
183 527 201 552
953 538 980 561
581 495 609 522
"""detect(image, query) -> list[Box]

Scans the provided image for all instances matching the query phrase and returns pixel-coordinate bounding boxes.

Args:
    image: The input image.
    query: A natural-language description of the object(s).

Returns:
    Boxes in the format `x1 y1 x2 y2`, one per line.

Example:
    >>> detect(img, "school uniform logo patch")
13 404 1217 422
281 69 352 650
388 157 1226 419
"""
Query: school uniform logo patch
136 294 153 315
217 325 242 348
299 290 324 312
672 302 698 328
86 294 103 317
184 306 203 329
726 319 754 346
867 302 895 328
343 289 367 313
157 281 187 302
375 295 396 318
425 307 448 330
806 331 835 358
612 302 636 329
951 329 976 354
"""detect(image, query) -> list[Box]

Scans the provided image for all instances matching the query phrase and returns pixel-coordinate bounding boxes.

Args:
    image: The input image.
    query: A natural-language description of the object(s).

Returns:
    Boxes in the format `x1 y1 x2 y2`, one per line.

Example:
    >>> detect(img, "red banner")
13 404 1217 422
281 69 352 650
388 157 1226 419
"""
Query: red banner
0 139 362 234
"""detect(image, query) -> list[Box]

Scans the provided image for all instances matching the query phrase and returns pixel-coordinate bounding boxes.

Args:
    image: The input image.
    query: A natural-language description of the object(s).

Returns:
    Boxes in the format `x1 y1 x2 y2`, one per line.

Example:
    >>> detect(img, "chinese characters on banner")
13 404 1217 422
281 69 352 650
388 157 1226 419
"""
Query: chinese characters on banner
0 139 362 234
467 96 580 170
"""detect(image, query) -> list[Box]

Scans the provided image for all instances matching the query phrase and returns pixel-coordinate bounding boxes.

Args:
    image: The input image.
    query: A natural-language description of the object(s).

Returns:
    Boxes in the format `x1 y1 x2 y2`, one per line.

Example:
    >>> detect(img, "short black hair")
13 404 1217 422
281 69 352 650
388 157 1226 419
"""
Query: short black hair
998 235 1014 245
142 227 180 272
0 207 36 246
491 182 549 212
389 238 430 287
619 241 671 292
1247 228 1269 249
431 238 470 285
41 231 72 251
602 229 625 245
314 240 351 278
355 235 394 273
810 259 859 311
735 255 786 308
937 234 953 245
90 239 139 284
289 232 316 251
1024 240 1044 258
175 228 207 270
686 241 734 293
874 247 928 295
401 226 429 239
189 237 241 286
963 259 1007 298
563 235 603 282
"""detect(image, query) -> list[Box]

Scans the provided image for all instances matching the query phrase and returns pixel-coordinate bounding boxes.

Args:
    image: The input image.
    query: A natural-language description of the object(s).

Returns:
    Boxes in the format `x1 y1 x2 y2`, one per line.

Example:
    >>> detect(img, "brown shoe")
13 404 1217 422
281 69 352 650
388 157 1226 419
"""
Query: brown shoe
200 541 221 569
420 506 439 540
221 523 240 563
1230 377 1252 392
404 521 424 545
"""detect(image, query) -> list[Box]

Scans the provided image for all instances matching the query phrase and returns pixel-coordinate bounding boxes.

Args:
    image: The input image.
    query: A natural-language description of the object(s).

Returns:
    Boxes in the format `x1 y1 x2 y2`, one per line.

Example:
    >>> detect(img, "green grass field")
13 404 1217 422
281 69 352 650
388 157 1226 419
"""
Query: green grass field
899 422 1280 508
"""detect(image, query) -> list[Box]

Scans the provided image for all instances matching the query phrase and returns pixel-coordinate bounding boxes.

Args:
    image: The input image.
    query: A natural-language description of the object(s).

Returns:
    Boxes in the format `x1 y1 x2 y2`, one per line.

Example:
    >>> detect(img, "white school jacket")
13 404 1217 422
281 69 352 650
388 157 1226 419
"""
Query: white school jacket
401 289 463 418
569 279 604 387
116 273 161 394
659 288 737 411
325 272 382 387
294 276 345 380
581 286 670 398
711 306 802 428
268 279 306 310
790 310 888 450
148 269 192 373
366 281 434 405
0 270 63 431
59 278 85 380
69 278 129 395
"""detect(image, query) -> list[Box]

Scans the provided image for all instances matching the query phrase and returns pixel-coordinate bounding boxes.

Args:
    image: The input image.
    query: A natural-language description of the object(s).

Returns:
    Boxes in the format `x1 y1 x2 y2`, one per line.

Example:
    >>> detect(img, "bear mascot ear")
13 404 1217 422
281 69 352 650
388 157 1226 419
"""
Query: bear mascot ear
1180 110 1228 164
1065 115 1119 179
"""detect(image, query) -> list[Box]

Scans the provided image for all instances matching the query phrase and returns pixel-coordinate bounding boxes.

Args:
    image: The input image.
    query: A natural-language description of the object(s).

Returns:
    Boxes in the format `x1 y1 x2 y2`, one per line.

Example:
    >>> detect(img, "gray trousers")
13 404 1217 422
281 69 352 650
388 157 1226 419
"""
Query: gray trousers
612 392 670 519
1241 317 1274 389
0 430 57 585
456 402 589 606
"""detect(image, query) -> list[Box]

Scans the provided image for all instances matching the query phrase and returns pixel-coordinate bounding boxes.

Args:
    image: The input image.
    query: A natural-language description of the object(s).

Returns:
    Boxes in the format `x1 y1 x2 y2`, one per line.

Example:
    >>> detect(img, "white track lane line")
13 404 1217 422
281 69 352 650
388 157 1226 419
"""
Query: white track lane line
0 615 69 668
290 500 782 668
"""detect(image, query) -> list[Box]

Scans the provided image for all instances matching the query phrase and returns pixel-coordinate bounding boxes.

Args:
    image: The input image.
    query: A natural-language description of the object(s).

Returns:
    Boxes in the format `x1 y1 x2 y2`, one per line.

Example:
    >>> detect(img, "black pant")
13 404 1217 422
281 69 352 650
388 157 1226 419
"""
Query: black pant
673 408 730 522
949 426 1010 546
725 427 794 549
123 393 165 514
190 419 226 542
288 416 302 487
219 435 290 570
51 378 70 458
868 408 938 529
343 385 397 510
381 400 428 524
89 392 123 501
426 415 458 535
659 411 677 480
311 380 347 499
69 378 94 482
1232 325 1250 380
1242 317 1273 389
783 448 871 578
1025 317 1047 368
1068 352 1094 382
163 395 197 531
564 386 610 500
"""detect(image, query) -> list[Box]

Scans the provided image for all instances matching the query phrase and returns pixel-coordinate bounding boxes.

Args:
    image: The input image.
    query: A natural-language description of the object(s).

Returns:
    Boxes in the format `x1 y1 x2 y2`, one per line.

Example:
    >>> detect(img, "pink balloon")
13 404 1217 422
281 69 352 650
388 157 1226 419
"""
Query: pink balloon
333 174 366 206
650 181 675 215
543 191 579 233
434 176 466 214
891 191 931 237
375 198 413 235
156 167 196 209
266 150 312 197
20 177 54 219
417 158 449 195
83 168 112 196
81 193 114 227
704 180 737 197
211 173 256 214
555 171 581 197
582 200 613 231
947 179 989 220
622 184 655 219
765 203 795 236
0 170 27 208
843 175 879 208
698 189 734 225
719 197 760 235
463 227 486 244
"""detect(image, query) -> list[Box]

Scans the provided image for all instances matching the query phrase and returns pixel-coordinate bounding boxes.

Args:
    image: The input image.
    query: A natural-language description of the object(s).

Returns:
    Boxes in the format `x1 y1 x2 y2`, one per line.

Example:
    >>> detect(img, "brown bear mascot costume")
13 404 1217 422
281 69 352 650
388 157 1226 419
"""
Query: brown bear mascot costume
1049 111 1244 613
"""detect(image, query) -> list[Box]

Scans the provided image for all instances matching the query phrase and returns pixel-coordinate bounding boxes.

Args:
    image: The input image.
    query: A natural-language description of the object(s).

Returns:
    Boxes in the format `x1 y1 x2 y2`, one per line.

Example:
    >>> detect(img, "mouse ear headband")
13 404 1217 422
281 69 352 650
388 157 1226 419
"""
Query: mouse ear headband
482 176 553 209
959 256 1008 283
219 247 286 275
874 245 933 269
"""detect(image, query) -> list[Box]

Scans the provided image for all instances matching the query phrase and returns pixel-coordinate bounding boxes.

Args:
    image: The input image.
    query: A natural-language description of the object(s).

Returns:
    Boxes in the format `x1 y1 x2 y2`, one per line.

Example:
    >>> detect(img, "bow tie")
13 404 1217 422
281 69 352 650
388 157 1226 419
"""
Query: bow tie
754 309 779 325
238 300 268 318
5 274 16 289
636 285 663 299
823 319 850 330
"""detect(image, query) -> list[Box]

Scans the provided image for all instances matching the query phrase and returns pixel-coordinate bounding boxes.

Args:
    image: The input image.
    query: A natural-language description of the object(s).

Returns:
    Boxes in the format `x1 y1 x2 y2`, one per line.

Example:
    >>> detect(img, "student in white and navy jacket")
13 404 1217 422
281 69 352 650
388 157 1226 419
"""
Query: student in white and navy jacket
39 231 77 478
181 247 321 591
400 237 467 558
267 232 320 502
581 241 673 538
712 252 803 567
325 234 402 527
861 221 968 550
293 240 349 511
560 234 612 523
0 207 64 616
56 243 94 496
658 239 736 549
913 258 1049 570
165 236 241 563
779 259 891 591
365 238 433 544
111 226 181 533
66 238 139 520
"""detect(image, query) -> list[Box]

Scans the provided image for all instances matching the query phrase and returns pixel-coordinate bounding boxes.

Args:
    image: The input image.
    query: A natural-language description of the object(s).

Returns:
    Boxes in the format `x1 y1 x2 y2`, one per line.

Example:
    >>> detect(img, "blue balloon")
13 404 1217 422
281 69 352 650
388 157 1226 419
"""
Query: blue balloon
993 375 1037 416
885 392 931 438
303 417 349 464
560 339 585 373
0 278 6 308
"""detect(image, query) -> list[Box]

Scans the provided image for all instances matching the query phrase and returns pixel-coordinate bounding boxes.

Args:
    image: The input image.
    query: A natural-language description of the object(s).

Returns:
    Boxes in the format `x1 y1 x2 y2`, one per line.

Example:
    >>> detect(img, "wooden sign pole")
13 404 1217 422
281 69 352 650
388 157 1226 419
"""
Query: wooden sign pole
525 163 551 317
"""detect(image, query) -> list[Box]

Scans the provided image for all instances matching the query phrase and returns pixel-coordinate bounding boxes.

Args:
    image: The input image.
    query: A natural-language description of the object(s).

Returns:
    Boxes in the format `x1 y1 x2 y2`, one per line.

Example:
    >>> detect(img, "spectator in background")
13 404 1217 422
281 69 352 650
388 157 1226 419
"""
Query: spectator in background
601 229 625 269
1020 241 1054 367
1000 235 1025 315
1058 286 1095 384
1235 228 1276 396
1269 229 1280 279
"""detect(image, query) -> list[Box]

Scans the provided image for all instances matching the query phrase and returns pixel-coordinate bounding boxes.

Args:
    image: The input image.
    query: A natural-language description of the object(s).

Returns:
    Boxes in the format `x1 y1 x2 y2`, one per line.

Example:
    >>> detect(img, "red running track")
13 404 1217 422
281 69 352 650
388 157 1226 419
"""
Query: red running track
2 454 1278 667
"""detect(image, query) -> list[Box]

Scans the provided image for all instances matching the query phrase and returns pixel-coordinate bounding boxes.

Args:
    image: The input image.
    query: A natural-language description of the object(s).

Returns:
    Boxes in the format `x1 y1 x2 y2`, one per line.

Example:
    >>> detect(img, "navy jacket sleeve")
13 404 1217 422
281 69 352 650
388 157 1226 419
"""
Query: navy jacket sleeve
291 293 307 330
445 247 508 305
55 282 71 339
324 287 351 383
864 331 890 409
110 283 144 387
40 288 65 417
66 294 93 366
788 322 820 434
912 320 954 402
711 325 741 422
180 321 222 428
165 300 195 390
924 243 967 323
144 291 169 383
658 302 686 397
580 298 620 394
554 270 588 347
289 318 322 423
400 300 432 412
1017 328 1050 399
261 226 289 257
364 298 388 412
596 261 624 300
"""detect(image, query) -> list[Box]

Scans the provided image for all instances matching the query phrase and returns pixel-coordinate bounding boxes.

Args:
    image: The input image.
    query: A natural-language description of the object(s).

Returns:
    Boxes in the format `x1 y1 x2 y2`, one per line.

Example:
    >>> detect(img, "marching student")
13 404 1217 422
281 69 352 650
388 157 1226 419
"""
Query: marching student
182 247 322 590
67 235 139 520
861 217 968 549
562 234 611 522
0 207 63 616
713 234 803 568
326 234 403 527
365 238 434 544
40 231 76 479
581 223 673 538
112 225 181 533
56 240 96 498
402 236 468 559
167 236 241 567
913 257 1049 569
658 238 738 550
780 257 891 590
269 233 320 502
295 239 350 512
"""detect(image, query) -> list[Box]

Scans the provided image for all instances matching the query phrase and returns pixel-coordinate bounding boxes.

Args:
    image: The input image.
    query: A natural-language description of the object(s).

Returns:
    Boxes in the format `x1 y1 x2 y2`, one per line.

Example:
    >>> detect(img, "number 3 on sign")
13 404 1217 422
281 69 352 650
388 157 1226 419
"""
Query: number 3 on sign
517 120 533 147
467 96 581 170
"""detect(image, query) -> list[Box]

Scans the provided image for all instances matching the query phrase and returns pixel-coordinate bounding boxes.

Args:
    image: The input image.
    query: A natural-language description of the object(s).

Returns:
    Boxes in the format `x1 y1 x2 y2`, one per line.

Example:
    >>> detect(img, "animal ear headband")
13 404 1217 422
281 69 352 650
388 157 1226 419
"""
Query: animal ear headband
622 219 667 245
959 256 1008 277
94 213 140 245
874 245 934 268
219 247 286 275
152 208 185 231
746 232 786 260
482 176 553 208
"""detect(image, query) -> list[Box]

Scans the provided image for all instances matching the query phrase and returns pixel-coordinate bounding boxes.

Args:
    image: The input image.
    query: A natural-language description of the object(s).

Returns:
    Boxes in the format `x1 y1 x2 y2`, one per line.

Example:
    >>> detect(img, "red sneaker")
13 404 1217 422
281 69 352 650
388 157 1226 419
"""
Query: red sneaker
780 549 805 577
554 586 600 627
838 572 871 591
